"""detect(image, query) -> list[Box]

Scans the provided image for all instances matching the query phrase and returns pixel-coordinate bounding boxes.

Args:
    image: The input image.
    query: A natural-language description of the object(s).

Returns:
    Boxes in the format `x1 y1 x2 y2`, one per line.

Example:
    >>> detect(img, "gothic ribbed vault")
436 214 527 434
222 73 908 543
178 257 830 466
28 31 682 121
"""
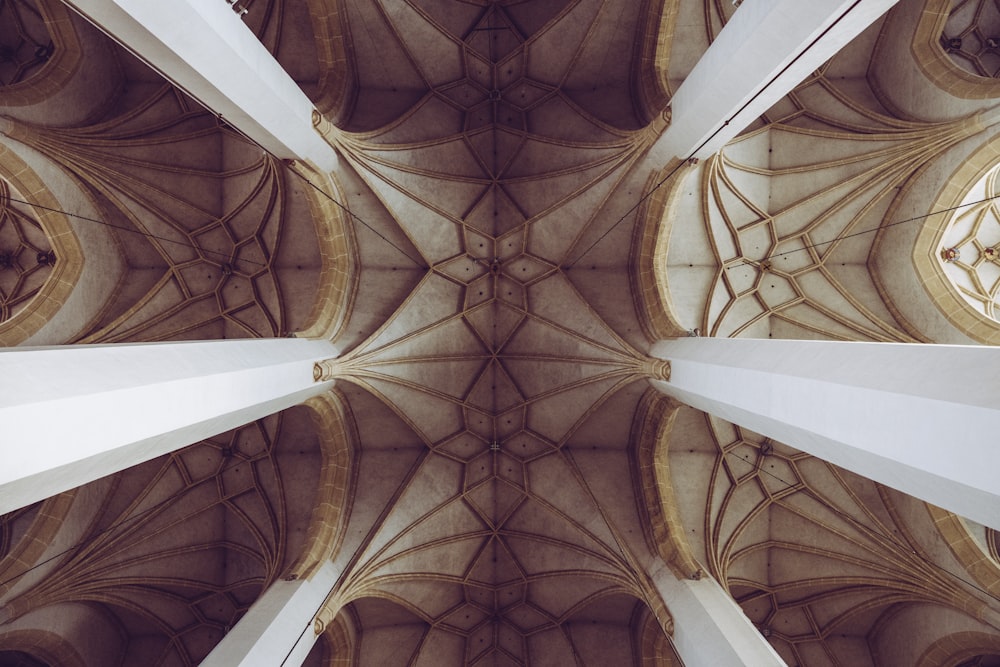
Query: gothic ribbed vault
2 0 1000 666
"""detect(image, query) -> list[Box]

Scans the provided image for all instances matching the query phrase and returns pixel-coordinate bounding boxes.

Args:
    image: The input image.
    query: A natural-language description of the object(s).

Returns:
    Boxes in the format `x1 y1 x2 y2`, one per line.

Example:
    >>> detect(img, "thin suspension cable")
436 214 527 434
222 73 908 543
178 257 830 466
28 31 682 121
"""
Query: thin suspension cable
566 0 865 268
286 168 426 269
211 115 426 268
564 156 691 269
2 150 427 272
205 105 426 269
724 192 1000 271
4 196 268 268
194 104 426 268
57 0 425 270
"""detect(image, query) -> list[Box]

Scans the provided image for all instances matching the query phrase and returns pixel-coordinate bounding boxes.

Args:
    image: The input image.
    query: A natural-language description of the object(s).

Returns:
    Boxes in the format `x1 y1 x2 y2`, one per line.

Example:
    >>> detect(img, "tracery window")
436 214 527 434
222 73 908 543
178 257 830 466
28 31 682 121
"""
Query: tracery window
943 0 1000 77
0 0 53 87
0 179 54 325
937 161 1000 321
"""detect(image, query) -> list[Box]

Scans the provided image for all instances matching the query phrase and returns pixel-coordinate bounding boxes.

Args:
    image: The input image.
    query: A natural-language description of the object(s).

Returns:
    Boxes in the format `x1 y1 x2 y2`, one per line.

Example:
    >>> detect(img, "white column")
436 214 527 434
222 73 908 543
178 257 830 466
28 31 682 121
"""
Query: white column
650 338 1000 529
651 564 786 666
202 561 339 666
0 338 336 515
61 0 338 170
651 0 898 162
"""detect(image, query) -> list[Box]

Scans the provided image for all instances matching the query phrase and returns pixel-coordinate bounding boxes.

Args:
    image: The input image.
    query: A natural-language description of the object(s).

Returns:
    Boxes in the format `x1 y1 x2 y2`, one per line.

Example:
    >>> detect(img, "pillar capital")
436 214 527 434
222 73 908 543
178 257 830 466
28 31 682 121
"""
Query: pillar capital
313 357 342 383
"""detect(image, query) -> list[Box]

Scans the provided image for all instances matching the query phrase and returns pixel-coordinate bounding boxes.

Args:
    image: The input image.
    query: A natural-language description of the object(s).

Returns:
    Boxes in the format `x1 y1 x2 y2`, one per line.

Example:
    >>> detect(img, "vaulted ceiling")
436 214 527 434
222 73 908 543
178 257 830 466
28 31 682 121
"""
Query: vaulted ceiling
2 0 1000 666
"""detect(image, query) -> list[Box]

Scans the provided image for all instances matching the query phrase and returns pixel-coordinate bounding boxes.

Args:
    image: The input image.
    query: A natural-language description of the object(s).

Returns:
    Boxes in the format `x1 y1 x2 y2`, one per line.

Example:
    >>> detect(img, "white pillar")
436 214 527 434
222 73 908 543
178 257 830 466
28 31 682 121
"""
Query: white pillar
652 564 786 666
650 338 1000 529
651 0 898 162
0 338 336 515
61 0 338 170
202 561 339 667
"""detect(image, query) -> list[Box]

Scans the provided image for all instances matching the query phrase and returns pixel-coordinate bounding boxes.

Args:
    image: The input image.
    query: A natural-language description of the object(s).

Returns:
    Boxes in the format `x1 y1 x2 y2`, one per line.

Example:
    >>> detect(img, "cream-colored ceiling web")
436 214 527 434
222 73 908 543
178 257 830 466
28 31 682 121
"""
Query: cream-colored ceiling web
671 408 993 666
687 60 986 341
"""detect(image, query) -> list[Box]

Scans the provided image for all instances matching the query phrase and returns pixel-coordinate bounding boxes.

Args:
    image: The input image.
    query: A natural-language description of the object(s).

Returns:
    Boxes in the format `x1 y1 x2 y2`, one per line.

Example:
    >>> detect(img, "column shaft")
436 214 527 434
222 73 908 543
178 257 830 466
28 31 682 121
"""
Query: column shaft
201 561 339 666
652 0 898 161
652 566 786 666
0 338 336 515
651 337 1000 529
62 0 338 170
